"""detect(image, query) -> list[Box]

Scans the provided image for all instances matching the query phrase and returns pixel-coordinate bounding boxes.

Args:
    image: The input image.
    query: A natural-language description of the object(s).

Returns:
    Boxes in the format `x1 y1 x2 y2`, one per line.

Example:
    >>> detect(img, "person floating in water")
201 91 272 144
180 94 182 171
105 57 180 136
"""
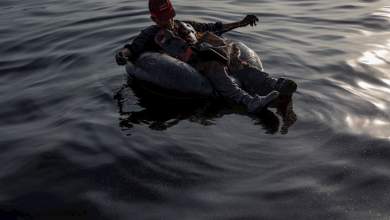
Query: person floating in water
116 0 297 114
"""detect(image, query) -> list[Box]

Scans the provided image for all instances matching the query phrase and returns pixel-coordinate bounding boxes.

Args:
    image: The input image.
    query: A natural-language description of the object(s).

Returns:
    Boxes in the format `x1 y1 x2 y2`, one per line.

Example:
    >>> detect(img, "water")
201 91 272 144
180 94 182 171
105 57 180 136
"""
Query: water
1 0 390 219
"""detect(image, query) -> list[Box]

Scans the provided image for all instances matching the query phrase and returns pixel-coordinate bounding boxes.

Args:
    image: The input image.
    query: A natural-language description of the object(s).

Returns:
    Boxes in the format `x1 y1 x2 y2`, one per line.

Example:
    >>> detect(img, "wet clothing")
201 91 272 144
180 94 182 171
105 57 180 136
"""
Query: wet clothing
122 20 293 112
194 61 279 112
154 29 192 62
124 20 223 61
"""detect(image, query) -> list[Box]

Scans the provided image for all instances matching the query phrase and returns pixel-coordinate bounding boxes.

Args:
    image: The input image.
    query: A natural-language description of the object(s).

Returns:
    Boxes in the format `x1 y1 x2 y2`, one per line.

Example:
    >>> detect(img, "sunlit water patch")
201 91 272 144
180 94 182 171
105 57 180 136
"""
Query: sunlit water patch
342 5 390 139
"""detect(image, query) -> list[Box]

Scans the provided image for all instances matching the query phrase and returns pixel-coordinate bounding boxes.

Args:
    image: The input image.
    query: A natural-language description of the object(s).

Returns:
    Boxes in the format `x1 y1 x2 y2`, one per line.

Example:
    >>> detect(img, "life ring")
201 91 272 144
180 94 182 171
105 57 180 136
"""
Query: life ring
125 41 263 98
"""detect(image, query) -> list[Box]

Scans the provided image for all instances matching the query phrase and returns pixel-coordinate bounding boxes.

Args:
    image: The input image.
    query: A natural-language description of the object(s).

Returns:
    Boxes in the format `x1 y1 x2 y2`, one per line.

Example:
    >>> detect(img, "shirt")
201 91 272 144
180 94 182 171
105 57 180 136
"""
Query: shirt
124 20 223 61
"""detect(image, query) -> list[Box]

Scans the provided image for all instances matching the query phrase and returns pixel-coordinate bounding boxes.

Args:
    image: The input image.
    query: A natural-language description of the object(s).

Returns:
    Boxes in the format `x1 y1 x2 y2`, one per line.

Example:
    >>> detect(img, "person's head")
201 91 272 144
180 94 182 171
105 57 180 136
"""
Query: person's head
149 0 176 29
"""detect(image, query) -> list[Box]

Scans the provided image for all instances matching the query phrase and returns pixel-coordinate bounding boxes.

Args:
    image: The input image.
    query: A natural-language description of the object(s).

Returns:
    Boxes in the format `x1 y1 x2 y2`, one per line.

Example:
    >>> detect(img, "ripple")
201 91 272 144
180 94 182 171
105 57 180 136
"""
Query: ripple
1 0 390 219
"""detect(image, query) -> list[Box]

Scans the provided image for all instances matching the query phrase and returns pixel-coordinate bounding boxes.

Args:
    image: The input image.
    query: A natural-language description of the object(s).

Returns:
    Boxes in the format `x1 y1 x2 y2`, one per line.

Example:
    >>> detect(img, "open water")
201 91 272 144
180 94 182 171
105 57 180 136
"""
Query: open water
1 0 390 219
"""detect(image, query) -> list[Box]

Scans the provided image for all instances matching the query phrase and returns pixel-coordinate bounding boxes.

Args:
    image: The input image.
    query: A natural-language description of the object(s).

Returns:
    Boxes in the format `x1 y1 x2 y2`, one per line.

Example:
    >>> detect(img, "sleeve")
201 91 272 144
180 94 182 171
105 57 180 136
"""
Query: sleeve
182 20 223 33
123 25 161 61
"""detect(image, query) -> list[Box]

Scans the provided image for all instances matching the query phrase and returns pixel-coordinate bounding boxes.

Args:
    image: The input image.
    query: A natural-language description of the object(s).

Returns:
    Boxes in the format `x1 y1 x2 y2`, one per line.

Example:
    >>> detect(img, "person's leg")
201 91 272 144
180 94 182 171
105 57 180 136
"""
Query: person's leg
198 61 279 113
231 67 297 97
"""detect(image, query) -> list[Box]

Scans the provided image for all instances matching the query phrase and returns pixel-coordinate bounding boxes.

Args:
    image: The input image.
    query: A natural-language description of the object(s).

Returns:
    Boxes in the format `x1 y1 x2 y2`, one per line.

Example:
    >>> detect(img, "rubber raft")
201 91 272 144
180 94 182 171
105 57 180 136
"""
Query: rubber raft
126 42 263 98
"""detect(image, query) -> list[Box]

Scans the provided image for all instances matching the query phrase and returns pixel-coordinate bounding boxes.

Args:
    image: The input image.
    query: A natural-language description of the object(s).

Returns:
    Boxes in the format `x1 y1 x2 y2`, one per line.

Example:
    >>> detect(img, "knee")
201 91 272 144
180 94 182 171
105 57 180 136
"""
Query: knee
273 78 298 96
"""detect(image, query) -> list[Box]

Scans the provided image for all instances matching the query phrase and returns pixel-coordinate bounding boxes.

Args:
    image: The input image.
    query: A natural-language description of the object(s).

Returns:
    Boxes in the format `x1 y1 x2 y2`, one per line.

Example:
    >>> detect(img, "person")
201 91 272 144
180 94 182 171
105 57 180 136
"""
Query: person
116 0 297 113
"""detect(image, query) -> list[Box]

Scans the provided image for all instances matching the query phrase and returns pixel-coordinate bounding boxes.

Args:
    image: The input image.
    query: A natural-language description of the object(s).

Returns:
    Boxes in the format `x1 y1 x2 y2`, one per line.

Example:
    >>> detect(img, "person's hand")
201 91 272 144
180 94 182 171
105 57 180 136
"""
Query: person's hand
115 48 131 65
241 14 259 27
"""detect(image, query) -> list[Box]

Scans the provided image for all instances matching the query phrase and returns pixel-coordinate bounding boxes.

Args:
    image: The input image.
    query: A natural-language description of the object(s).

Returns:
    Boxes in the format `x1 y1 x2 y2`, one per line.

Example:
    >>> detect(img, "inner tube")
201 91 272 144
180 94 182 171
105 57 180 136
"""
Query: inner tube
126 41 263 98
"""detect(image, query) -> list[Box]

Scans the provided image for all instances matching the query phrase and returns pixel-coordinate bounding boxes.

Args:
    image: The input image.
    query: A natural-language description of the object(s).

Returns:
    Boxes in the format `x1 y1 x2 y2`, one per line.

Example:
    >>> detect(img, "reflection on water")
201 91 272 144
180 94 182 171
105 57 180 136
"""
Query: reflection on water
345 114 390 139
356 38 390 68
358 48 389 66
345 35 390 111
329 78 387 110
2 0 390 218
114 80 297 135
382 77 390 86
373 6 390 19
356 6 390 71
341 6 390 139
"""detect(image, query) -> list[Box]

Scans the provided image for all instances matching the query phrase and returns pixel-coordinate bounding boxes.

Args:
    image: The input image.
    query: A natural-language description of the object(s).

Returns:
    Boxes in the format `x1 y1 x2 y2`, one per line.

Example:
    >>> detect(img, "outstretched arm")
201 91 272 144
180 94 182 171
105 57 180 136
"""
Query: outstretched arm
217 15 259 35
183 14 259 36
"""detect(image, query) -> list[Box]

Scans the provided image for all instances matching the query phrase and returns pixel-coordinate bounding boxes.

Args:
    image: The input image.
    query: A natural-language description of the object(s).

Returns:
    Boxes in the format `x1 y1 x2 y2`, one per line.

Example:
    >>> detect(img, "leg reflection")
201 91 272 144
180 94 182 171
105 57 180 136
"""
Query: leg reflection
114 80 297 134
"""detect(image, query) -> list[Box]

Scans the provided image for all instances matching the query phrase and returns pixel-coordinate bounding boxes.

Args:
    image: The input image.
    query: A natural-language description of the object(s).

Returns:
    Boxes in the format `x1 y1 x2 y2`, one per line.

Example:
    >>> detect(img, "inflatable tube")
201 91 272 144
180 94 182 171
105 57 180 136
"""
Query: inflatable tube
126 41 263 98
126 52 215 97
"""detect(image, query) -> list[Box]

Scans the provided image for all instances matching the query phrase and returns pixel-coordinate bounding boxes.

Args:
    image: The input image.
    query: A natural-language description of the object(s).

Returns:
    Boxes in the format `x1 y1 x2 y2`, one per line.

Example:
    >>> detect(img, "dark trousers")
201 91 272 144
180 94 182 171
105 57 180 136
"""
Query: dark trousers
230 67 278 96
194 61 278 112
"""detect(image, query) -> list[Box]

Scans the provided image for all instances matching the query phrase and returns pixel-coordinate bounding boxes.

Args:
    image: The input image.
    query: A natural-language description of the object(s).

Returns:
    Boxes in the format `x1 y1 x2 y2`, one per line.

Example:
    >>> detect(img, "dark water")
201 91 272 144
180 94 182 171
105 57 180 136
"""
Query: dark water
1 0 390 219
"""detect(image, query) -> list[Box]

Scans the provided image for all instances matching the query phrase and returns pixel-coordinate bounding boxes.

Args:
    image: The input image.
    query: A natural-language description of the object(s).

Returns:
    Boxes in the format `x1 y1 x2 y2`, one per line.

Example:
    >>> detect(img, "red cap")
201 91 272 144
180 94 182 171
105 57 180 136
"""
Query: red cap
149 0 176 21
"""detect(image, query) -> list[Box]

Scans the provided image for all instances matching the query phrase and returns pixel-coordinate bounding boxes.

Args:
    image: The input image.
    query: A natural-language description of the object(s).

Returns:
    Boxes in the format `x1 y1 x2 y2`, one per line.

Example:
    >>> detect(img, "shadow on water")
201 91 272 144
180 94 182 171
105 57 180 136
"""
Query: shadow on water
114 78 297 135
0 206 33 220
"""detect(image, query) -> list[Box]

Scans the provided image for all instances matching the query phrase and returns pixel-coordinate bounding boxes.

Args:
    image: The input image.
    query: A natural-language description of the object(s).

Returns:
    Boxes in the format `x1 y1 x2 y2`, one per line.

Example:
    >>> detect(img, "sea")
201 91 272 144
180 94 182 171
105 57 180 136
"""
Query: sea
1 0 390 219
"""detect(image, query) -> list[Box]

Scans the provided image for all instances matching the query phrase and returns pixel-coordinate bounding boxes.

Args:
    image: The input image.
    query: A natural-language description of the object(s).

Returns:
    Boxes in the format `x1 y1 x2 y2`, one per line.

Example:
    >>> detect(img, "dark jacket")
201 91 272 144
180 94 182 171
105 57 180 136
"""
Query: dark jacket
124 20 223 61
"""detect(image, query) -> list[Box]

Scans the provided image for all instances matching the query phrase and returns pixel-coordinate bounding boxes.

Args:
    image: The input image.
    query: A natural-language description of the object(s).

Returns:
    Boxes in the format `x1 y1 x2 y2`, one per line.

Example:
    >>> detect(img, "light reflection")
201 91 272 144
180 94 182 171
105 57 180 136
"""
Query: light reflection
344 114 390 139
342 6 390 139
373 6 390 18
341 6 390 139
357 81 387 110
355 5 390 69
357 39 390 67
357 80 390 94
358 29 374 36
329 78 388 110
358 51 386 65
381 78 390 86
373 119 389 126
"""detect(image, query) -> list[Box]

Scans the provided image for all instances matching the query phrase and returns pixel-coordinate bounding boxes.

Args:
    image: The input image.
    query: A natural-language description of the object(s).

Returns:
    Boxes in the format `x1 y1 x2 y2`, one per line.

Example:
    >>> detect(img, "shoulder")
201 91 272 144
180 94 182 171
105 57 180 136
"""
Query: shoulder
140 25 161 34
176 19 195 25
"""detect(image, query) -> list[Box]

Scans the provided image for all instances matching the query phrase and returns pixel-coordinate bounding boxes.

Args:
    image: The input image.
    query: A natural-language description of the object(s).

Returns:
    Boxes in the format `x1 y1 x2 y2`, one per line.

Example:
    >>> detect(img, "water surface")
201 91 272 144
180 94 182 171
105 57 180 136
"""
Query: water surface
1 0 390 219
